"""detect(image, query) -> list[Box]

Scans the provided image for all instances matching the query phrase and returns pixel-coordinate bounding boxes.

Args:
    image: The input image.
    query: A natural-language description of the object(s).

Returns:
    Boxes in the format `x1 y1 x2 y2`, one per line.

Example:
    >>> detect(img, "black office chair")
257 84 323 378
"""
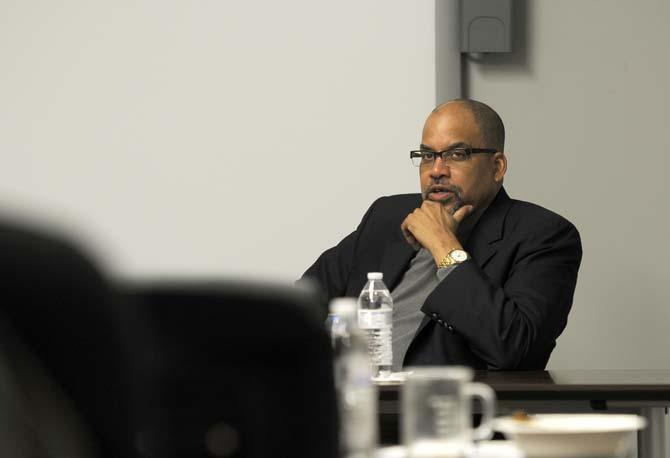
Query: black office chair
121 281 338 458
0 221 138 458
1 220 338 458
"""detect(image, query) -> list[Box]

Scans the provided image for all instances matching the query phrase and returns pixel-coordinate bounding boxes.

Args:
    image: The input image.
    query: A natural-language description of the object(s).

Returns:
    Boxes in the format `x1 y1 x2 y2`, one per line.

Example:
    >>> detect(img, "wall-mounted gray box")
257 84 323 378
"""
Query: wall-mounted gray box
461 0 513 53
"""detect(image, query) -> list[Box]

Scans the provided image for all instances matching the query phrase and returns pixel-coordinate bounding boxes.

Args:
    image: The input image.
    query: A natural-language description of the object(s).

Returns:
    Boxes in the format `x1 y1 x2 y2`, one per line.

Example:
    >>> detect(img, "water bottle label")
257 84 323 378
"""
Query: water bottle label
358 308 392 329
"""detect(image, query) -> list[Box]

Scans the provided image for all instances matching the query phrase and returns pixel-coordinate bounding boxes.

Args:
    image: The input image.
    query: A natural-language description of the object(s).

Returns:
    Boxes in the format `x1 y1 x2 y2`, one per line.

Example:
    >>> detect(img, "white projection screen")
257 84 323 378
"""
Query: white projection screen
0 1 461 282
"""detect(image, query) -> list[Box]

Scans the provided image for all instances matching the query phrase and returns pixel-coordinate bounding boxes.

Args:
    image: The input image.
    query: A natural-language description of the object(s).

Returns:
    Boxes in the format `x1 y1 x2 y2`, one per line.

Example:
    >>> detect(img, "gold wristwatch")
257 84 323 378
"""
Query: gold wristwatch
437 249 470 268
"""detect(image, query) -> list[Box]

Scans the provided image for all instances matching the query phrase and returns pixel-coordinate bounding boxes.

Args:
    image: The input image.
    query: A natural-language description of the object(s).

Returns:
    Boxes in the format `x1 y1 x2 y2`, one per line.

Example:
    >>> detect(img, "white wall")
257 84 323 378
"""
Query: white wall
0 0 435 281
3 1 669 371
466 0 670 369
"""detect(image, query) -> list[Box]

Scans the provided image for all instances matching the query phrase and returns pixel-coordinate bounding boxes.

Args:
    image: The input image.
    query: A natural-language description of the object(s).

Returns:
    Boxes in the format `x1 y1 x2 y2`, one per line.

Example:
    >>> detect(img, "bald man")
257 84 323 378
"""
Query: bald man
302 99 582 370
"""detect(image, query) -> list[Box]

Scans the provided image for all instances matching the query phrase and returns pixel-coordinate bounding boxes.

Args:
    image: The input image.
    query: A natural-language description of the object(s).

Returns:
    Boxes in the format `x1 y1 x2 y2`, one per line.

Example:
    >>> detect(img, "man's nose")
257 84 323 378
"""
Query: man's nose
430 156 450 177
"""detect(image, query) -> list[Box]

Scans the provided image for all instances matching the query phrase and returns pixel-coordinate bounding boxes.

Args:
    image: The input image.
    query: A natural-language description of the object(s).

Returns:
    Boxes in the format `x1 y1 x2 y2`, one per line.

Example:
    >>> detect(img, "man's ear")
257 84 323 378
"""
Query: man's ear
493 152 507 183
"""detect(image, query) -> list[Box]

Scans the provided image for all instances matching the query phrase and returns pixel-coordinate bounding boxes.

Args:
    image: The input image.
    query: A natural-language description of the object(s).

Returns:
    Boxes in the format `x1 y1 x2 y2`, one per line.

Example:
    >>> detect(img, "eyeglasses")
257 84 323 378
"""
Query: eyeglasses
410 147 497 167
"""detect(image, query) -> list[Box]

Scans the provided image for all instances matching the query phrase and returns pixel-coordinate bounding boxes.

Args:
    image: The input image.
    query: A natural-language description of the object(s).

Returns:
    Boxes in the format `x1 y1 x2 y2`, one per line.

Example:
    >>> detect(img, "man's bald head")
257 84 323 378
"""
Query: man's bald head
433 99 505 152
419 98 508 213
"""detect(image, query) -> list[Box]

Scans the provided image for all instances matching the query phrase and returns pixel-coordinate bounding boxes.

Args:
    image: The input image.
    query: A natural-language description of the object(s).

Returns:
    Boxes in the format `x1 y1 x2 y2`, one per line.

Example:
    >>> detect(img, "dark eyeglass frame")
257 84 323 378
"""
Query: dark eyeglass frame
410 147 498 167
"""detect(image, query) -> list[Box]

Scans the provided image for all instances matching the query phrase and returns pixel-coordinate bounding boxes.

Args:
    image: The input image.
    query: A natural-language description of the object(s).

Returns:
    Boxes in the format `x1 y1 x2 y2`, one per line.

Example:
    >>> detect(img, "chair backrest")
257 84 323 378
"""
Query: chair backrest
0 222 136 458
121 281 338 458
1 220 338 458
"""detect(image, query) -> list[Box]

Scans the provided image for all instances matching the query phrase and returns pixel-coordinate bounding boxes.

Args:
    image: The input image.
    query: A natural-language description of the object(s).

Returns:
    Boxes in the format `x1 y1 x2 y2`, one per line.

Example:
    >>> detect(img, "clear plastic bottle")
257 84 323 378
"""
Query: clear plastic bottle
327 298 377 458
357 272 393 378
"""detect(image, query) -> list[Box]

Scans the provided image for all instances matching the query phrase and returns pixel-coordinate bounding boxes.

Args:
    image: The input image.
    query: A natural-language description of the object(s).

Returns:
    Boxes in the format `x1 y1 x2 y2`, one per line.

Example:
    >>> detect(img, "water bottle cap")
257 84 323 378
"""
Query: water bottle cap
328 297 357 317
367 272 383 280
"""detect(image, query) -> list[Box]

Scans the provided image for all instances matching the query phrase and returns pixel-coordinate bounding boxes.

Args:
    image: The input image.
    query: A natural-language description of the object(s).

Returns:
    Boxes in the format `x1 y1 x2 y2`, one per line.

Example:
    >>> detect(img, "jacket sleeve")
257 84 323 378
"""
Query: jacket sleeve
421 219 582 369
301 199 379 300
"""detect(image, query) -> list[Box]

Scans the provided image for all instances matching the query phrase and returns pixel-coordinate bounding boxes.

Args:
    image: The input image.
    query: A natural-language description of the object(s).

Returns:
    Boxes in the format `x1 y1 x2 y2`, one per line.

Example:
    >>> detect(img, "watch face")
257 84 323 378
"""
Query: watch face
450 250 468 262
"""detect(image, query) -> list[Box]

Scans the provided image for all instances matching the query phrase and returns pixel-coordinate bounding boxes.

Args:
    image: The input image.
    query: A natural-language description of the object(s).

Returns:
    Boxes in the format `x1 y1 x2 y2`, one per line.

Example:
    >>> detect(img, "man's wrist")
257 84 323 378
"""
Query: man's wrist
429 237 463 267
438 249 470 268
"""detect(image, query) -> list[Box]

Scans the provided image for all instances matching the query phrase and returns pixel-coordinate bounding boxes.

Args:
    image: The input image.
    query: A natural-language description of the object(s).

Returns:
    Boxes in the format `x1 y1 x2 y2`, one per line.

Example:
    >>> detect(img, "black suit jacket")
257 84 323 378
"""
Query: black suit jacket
303 188 582 370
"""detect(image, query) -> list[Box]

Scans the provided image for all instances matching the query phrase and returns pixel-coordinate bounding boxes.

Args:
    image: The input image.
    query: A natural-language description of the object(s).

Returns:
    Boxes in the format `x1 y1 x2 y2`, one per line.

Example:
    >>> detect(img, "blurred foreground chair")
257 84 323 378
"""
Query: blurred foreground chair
0 221 135 457
1 220 338 458
121 281 338 458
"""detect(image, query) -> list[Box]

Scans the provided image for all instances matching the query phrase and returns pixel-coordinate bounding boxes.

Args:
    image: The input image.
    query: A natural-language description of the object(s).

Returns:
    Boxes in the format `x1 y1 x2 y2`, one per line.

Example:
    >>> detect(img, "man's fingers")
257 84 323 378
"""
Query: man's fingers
402 228 419 249
406 234 420 250
401 217 421 250
453 204 474 224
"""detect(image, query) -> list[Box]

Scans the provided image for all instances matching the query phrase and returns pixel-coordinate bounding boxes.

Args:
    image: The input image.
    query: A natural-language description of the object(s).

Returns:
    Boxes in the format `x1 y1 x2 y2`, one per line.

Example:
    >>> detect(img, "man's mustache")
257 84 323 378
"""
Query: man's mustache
422 183 463 199
425 184 461 195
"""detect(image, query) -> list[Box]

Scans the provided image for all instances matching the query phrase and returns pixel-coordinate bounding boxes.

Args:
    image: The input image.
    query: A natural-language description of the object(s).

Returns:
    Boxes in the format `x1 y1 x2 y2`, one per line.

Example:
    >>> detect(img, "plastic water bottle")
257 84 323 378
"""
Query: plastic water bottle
327 298 378 458
357 272 393 378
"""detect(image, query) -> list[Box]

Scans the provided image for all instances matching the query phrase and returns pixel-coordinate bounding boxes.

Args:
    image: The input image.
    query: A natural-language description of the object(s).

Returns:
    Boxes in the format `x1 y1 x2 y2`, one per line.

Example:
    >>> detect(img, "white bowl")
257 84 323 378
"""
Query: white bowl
494 414 646 457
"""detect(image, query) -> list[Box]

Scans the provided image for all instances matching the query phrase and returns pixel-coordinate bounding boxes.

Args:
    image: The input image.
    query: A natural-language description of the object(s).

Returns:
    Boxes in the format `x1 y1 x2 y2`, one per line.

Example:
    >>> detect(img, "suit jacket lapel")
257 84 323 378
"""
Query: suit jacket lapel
379 195 422 291
465 187 512 269
381 240 417 291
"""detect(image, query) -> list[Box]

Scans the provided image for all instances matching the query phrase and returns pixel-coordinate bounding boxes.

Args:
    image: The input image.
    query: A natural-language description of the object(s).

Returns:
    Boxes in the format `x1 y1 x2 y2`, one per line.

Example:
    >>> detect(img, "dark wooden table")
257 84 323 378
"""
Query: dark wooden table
377 370 670 458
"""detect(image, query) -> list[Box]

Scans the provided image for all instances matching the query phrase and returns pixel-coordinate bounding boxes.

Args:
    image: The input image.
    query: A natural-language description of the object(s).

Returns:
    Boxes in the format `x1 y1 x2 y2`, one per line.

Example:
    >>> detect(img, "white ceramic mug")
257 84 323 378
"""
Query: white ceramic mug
401 366 496 457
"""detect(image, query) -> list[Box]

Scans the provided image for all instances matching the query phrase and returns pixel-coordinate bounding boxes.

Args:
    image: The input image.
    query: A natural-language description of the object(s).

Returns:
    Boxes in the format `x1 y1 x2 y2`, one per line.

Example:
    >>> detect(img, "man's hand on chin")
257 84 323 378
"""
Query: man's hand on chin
400 201 473 265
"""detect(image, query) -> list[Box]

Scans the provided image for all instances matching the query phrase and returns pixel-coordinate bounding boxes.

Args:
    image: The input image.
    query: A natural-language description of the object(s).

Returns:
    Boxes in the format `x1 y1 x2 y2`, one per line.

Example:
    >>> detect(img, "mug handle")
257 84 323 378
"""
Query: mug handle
464 382 496 441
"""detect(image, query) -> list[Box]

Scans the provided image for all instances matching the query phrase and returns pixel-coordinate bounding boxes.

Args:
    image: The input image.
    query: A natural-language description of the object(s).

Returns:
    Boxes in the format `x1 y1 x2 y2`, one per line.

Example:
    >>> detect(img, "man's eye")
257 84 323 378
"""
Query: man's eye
423 153 435 161
450 151 467 161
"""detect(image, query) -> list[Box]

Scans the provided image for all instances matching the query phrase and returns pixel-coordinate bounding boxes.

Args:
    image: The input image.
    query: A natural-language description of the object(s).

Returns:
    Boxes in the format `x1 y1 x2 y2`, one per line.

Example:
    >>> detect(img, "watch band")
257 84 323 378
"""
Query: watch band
437 249 470 268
